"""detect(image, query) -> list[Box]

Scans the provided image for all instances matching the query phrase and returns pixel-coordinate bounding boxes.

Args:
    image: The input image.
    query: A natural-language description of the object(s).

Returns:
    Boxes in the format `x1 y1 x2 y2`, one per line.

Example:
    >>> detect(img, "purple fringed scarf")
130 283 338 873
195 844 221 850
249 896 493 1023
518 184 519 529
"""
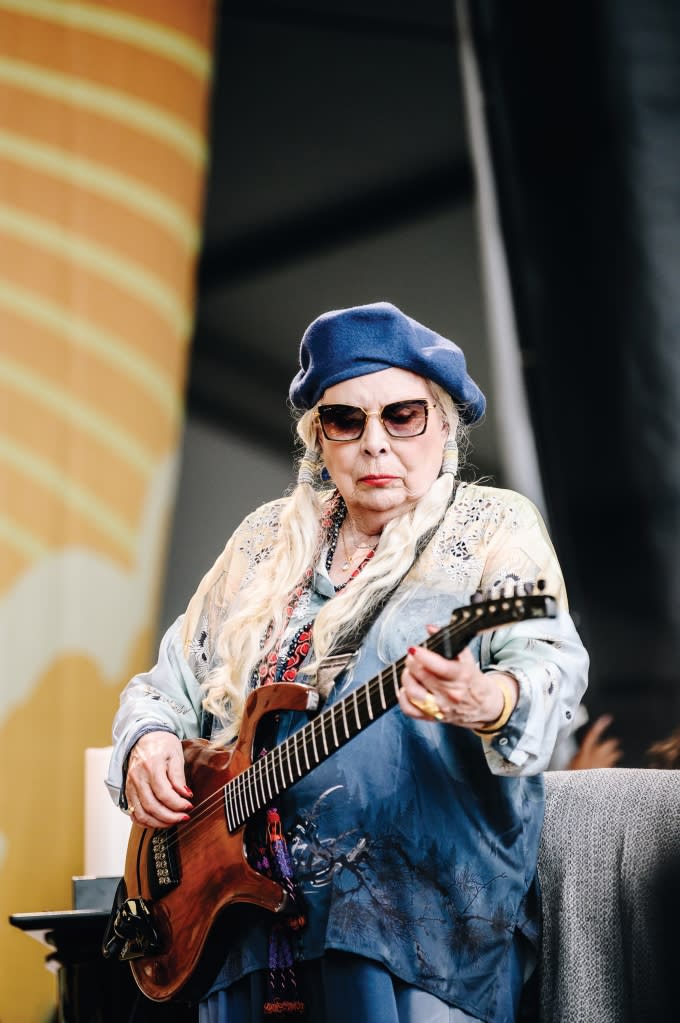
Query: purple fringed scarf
247 802 306 1019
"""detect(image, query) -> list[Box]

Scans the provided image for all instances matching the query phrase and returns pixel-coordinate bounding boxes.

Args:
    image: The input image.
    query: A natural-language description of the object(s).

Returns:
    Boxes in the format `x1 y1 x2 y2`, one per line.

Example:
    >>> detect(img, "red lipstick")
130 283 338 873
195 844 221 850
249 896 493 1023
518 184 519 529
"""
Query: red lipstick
359 475 398 487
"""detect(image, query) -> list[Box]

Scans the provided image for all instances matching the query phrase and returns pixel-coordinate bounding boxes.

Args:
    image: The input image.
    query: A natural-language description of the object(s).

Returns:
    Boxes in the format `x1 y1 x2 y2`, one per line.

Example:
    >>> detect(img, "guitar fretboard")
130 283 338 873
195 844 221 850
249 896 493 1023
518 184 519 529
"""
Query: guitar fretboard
223 593 555 831
224 657 405 832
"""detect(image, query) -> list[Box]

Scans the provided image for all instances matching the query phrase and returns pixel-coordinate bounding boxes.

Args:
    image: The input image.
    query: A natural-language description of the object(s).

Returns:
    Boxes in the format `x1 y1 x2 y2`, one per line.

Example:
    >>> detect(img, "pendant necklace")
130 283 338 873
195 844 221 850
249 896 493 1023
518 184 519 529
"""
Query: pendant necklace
339 519 379 571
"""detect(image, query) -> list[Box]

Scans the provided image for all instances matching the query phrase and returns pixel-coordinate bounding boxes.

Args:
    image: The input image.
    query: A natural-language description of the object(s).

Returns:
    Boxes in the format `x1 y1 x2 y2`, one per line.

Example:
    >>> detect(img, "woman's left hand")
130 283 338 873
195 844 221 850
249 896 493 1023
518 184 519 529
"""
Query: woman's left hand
398 631 518 730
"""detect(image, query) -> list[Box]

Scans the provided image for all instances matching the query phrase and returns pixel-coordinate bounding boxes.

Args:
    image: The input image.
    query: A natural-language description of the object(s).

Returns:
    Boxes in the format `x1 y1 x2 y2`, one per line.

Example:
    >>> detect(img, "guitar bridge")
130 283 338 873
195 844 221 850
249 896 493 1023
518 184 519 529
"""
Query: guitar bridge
148 826 181 899
110 897 162 961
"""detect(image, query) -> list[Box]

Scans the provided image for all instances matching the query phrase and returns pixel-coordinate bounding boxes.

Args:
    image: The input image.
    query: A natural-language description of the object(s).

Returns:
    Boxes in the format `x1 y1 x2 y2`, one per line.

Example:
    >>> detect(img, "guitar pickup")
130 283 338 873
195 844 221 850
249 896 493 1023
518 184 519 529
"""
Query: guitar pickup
148 826 181 900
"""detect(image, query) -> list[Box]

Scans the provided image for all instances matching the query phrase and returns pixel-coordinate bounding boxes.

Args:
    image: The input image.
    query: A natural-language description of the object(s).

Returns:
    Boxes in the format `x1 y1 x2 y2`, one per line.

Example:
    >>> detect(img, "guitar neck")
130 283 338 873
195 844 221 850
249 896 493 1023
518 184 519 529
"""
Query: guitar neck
223 600 502 833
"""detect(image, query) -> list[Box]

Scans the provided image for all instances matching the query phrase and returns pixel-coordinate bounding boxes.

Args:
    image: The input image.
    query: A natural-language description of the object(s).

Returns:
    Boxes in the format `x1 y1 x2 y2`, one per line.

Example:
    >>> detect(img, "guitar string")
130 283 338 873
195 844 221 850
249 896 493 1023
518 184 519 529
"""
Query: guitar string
156 614 477 852
151 652 411 852
153 658 410 861
155 599 541 862
150 601 515 858
151 599 536 859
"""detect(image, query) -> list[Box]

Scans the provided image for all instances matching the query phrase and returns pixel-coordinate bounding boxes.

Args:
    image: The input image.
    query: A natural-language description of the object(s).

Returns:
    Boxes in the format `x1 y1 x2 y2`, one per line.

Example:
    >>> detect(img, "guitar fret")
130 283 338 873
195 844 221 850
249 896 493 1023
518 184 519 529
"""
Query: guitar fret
236 778 246 826
263 759 273 801
292 734 302 780
378 672 387 710
285 740 295 785
302 727 311 771
239 773 249 819
269 750 278 793
330 705 339 747
238 769 249 818
320 715 329 757
276 746 286 790
341 699 349 739
256 762 267 807
230 779 239 827
243 774 253 818
389 663 400 698
366 686 375 721
241 774 252 819
310 720 320 762
249 769 260 814
352 690 362 731
225 787 235 831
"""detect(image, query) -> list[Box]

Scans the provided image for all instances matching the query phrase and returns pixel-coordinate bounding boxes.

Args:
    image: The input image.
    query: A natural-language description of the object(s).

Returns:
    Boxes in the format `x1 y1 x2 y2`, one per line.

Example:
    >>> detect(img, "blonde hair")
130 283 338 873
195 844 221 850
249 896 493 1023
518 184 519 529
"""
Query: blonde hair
202 383 464 746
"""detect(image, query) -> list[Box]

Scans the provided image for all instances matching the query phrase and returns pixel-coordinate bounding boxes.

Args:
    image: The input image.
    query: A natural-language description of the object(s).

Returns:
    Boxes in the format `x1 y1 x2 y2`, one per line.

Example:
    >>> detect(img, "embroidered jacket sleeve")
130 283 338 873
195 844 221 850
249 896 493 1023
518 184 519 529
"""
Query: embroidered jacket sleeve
105 499 286 805
470 487 588 775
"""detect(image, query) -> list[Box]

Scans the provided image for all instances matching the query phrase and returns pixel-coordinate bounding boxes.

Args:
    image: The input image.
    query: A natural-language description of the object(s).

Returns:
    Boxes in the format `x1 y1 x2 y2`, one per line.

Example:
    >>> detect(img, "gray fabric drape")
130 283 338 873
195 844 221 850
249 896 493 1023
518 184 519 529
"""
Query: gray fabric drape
538 768 680 1021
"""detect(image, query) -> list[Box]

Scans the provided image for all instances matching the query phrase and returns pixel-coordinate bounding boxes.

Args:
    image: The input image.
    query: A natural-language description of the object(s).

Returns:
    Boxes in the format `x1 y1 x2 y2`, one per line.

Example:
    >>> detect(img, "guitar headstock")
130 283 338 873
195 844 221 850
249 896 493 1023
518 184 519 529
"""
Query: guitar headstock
421 582 558 663
449 580 557 636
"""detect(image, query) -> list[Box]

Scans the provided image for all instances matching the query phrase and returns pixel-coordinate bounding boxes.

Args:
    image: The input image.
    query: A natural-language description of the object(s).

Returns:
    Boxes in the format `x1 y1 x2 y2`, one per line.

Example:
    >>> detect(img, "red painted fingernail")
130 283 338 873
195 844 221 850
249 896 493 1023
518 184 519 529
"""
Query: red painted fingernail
408 646 416 655
181 814 191 821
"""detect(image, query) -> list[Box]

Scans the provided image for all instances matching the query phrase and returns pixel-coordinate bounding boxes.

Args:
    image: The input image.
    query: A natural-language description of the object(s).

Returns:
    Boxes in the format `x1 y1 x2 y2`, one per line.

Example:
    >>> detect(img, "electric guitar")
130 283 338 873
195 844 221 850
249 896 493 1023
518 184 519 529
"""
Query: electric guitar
108 587 556 1002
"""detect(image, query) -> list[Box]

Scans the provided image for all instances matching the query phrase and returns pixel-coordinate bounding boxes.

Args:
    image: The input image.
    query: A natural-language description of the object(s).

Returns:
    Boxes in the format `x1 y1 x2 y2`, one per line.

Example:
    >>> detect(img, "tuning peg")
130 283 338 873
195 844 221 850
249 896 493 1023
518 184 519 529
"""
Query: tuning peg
470 589 485 604
524 582 534 594
537 578 546 591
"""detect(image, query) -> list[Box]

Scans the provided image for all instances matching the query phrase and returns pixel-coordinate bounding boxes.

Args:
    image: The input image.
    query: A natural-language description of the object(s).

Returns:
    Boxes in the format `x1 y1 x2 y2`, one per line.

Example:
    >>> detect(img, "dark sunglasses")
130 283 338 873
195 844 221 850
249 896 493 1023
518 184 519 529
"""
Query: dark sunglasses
315 399 437 442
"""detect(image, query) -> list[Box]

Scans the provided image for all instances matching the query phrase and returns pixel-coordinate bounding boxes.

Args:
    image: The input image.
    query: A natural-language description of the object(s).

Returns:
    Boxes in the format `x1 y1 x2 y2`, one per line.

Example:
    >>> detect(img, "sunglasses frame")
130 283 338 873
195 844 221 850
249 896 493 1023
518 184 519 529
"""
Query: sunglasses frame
315 399 437 442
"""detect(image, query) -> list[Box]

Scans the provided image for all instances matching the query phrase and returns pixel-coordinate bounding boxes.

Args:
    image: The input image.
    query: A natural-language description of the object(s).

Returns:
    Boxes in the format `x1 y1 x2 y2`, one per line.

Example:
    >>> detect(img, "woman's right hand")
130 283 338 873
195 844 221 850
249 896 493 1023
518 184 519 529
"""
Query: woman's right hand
125 731 193 828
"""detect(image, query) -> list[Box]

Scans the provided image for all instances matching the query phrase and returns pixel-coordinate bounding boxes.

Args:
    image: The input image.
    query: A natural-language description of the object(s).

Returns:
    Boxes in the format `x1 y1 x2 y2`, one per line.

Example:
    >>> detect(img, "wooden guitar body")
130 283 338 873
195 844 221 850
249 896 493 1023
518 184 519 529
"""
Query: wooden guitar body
124 682 316 1002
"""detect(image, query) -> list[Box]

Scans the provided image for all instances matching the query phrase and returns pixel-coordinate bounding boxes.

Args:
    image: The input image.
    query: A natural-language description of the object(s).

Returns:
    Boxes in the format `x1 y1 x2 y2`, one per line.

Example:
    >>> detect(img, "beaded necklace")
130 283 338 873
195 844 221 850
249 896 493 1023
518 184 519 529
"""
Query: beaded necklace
256 568 313 688
323 496 377 593
256 493 375 691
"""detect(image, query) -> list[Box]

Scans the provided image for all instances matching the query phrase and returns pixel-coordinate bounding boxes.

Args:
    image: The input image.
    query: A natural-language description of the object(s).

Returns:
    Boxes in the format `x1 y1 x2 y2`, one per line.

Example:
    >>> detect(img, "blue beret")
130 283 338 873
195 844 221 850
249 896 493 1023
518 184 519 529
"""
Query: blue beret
289 302 485 424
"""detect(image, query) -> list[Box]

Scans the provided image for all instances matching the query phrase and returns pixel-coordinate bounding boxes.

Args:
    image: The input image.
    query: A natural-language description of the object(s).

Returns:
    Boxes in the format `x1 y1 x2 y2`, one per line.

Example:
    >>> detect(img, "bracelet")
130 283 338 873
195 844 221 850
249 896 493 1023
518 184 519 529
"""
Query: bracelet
473 677 516 737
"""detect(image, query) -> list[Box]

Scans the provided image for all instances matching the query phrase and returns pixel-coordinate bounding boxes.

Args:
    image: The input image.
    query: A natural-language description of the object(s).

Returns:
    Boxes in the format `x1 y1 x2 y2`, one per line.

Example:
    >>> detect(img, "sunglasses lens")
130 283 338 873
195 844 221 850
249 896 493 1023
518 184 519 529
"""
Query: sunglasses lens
318 405 366 440
318 400 430 440
382 401 429 436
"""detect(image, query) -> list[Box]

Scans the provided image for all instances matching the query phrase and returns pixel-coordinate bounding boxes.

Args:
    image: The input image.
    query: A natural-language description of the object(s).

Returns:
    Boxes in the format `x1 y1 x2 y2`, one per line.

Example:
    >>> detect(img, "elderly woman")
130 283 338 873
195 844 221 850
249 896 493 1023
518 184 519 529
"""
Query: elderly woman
107 302 588 1023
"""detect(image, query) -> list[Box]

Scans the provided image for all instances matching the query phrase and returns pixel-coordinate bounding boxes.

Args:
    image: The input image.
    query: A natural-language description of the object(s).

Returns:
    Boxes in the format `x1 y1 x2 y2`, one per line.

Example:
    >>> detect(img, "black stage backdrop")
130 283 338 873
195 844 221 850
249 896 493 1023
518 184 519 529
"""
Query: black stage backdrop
464 0 680 764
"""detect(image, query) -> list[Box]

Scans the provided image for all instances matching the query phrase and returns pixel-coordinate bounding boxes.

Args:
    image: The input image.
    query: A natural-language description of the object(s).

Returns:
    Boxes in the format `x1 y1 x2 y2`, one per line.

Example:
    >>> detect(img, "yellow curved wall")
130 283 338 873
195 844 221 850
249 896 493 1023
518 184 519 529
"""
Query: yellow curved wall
0 2 216 1018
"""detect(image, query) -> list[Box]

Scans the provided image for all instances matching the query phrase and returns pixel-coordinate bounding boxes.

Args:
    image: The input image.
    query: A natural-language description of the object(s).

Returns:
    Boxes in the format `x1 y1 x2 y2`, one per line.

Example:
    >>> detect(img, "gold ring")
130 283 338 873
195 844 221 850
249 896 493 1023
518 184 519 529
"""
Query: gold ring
123 804 136 816
410 694 445 721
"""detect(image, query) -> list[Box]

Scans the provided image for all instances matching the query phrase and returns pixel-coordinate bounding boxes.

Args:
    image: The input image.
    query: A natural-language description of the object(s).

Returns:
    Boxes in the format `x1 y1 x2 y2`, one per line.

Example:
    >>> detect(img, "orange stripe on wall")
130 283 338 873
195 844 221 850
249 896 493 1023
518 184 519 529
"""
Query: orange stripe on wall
1 385 148 517
91 0 216 48
0 158 193 273
0 10 210 123
0 85 204 209
0 235 192 368
0 462 137 566
2 325 178 451
0 158 198 284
